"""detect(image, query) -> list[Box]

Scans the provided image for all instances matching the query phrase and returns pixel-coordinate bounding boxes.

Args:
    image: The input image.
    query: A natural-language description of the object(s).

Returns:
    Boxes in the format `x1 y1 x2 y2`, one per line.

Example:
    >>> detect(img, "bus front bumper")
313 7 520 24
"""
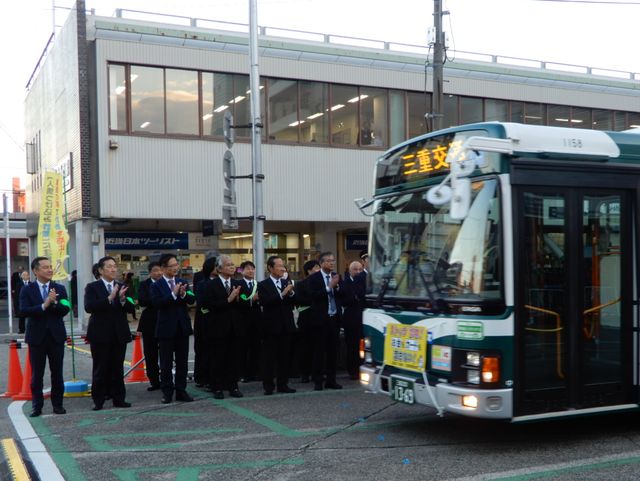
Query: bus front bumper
360 365 513 420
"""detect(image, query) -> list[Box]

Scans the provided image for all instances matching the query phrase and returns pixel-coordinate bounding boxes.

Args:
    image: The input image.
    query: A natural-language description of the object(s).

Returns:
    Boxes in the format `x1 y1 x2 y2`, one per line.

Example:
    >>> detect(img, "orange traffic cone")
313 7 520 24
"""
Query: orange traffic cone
1 341 23 398
126 334 149 383
13 346 33 401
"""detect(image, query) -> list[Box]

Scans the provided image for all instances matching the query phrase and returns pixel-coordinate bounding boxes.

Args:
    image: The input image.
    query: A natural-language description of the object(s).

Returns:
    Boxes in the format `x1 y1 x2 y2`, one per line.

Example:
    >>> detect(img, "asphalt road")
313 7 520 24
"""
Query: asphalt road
2 311 640 481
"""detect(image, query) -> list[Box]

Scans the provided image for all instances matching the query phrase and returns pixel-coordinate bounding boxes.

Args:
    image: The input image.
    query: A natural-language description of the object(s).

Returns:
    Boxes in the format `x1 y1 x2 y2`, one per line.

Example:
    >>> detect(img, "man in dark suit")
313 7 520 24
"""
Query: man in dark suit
19 257 69 417
257 255 297 395
236 260 261 382
151 253 196 404
16 270 30 334
342 261 366 380
294 260 321 383
85 256 134 411
197 255 245 399
307 251 345 391
192 256 216 388
136 261 163 391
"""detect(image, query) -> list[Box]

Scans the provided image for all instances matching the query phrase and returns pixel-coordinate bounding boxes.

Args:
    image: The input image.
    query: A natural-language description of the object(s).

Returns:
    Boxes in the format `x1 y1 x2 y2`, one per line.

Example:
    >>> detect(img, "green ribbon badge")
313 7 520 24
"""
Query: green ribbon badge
59 299 72 308
126 296 135 305
186 290 195 297
240 282 258 301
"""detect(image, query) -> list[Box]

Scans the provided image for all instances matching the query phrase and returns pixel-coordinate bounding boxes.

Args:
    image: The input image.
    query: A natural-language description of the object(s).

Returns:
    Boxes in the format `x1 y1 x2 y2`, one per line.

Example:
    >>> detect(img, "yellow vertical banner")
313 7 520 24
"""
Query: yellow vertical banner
37 172 69 281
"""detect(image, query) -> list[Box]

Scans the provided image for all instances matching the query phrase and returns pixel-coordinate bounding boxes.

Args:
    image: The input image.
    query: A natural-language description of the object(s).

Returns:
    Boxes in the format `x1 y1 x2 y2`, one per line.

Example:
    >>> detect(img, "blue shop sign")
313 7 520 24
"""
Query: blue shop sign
345 234 368 251
105 232 189 250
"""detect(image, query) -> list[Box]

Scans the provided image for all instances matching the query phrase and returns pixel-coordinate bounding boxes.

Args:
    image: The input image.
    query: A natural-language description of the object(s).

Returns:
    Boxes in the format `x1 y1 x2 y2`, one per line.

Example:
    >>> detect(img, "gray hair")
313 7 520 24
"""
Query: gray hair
216 254 232 272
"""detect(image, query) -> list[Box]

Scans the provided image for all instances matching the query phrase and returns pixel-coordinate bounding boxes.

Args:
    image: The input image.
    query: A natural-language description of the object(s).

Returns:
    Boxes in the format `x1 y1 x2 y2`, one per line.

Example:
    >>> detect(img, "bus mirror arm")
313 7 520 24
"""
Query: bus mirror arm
354 197 376 217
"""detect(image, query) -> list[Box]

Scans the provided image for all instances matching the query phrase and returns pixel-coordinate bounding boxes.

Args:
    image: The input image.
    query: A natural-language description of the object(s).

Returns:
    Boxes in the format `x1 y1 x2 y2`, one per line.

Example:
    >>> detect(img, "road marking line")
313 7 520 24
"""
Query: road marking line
444 450 640 481
7 401 65 481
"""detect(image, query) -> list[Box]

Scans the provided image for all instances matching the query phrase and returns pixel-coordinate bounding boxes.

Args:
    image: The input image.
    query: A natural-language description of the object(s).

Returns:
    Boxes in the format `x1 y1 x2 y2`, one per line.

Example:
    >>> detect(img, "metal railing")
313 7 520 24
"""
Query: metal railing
26 7 640 91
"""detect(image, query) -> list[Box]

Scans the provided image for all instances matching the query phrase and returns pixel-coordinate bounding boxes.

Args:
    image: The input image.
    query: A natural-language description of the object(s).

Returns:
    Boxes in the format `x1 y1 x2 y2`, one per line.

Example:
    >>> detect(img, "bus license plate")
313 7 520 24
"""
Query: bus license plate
391 376 415 405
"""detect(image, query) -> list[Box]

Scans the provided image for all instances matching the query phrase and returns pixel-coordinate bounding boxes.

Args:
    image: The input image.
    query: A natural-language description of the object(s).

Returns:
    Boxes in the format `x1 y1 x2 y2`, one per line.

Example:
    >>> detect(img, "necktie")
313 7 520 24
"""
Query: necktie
42 284 48 301
326 275 337 315
276 281 282 292
107 283 112 294
225 280 231 294
168 279 175 291
248 281 253 291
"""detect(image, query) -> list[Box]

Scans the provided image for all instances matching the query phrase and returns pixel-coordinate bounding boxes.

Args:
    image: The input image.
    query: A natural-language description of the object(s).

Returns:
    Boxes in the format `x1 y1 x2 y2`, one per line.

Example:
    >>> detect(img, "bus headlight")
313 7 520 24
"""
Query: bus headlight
466 351 481 367
467 370 480 385
462 395 478 409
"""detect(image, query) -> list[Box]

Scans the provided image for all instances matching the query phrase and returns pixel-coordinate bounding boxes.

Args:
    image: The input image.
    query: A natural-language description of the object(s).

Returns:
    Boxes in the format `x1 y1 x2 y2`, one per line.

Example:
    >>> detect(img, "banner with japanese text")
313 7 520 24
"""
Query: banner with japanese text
383 323 428 373
37 171 69 281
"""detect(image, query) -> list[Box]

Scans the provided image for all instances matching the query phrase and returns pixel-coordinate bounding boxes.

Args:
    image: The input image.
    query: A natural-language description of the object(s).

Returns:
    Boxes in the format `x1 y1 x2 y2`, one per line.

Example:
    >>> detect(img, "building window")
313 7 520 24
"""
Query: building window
330 84 358 146
485 99 508 122
570 107 590 129
592 110 612 130
510 101 524 123
406 92 429 139
359 87 387 147
268 79 299 142
443 94 458 128
524 103 544 125
389 90 406 145
131 66 165 134
460 96 483 125
108 64 127 132
629 112 640 129
299 81 329 143
614 112 627 131
202 72 233 137
548 104 571 127
166 68 199 135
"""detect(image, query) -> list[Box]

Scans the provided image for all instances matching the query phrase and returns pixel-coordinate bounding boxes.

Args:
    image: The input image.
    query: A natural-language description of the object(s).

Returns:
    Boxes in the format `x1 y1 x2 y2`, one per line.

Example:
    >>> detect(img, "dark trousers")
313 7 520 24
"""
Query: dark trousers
158 335 190 397
193 317 209 386
242 327 261 380
141 333 160 387
262 333 292 391
343 321 363 376
90 341 127 406
210 335 240 392
310 316 340 384
29 331 65 411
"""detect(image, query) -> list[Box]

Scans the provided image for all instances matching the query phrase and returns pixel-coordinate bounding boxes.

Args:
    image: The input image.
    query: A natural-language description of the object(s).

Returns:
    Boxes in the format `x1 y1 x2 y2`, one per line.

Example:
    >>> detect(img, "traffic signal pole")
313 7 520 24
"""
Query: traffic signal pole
249 0 265 281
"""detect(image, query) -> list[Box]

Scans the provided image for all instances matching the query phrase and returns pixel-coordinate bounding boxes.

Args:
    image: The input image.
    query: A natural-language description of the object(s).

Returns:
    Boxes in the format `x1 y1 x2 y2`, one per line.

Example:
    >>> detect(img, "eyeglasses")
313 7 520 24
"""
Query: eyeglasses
323 258 336 263
166 263 179 268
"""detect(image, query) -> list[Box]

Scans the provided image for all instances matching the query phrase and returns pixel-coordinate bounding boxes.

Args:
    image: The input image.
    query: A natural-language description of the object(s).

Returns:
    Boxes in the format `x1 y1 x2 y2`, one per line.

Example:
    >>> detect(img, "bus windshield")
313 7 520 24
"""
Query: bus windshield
369 178 502 305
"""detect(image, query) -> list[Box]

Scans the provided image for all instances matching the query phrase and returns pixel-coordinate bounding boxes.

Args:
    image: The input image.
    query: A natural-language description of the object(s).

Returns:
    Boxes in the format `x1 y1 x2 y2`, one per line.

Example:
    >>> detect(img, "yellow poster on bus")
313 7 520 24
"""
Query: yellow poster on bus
37 171 69 281
383 323 428 372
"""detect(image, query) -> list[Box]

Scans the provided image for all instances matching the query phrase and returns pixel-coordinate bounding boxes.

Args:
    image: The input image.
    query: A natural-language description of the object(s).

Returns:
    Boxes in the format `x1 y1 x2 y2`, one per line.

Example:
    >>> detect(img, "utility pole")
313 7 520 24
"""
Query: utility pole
249 0 265 281
4 193 13 335
431 0 445 132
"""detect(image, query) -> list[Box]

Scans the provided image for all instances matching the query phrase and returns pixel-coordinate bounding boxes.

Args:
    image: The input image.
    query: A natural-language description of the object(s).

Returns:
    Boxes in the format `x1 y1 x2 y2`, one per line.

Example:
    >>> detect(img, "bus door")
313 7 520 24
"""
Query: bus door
514 184 634 416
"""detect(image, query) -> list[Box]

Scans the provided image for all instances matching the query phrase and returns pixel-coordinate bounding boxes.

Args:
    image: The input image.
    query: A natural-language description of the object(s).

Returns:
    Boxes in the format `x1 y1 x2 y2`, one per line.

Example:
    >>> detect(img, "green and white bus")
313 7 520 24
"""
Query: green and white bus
358 122 640 421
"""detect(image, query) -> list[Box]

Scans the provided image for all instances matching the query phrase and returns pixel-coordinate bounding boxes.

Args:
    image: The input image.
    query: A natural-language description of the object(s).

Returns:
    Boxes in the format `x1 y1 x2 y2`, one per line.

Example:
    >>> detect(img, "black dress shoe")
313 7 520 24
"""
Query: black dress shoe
113 401 132 408
92 405 103 411
161 396 172 404
147 384 161 392
229 389 244 398
213 391 224 400
53 406 66 415
277 386 297 394
30 409 42 417
325 382 342 390
176 392 194 402
313 383 324 391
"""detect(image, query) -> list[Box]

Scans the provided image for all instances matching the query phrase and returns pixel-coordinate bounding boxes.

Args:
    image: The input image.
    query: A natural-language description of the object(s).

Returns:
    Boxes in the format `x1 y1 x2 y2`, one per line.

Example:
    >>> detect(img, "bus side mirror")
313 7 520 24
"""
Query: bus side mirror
450 178 471 220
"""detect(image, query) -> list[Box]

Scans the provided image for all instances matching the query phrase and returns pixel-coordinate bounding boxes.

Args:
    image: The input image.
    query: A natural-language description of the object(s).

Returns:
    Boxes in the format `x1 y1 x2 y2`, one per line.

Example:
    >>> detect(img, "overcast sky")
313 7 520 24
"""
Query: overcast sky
1 0 638 209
